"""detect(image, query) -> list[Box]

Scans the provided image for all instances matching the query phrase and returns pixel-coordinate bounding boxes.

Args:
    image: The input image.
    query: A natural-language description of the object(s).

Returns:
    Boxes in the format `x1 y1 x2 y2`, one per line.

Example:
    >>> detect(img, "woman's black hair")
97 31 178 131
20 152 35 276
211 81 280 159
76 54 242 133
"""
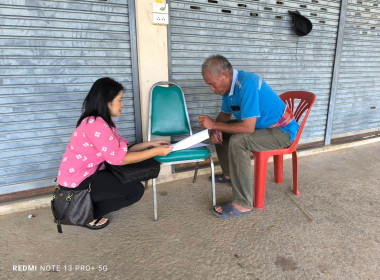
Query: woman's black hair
77 77 124 128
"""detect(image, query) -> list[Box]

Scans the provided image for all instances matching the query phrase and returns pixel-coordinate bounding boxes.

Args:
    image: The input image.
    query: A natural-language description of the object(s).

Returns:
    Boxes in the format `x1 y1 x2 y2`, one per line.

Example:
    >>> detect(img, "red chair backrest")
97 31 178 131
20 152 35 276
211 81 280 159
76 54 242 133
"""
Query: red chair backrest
280 91 316 147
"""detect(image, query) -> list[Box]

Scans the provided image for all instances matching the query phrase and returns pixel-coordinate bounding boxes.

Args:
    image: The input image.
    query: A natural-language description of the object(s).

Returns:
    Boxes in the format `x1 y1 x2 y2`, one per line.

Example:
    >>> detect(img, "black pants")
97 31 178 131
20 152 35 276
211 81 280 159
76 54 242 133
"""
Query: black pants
61 170 144 219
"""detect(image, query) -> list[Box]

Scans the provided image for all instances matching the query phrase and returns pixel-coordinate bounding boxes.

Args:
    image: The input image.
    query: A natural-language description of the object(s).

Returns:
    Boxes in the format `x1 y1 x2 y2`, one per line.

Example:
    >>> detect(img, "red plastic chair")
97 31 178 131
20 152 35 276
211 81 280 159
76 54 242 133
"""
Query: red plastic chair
252 91 316 209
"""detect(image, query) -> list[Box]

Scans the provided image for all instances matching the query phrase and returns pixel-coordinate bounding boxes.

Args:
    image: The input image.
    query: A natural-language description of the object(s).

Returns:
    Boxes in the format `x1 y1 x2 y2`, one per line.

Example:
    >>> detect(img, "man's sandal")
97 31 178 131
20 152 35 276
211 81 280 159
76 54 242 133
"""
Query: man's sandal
212 202 252 219
84 217 109 230
208 174 231 183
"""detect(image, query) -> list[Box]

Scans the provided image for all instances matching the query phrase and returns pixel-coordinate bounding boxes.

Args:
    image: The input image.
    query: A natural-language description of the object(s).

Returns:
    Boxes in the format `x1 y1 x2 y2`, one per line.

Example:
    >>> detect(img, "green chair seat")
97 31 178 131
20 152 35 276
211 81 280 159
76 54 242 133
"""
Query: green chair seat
154 147 210 163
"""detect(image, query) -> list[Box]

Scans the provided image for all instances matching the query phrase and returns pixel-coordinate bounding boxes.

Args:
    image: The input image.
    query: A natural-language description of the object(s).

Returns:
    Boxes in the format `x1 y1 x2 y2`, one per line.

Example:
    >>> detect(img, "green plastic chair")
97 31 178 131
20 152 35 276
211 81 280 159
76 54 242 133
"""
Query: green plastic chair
148 81 216 221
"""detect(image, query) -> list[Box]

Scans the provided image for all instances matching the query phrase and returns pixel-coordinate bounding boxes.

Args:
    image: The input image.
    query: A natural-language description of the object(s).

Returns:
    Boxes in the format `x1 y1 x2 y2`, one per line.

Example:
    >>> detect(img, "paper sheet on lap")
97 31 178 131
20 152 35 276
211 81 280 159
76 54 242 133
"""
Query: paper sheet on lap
170 129 210 152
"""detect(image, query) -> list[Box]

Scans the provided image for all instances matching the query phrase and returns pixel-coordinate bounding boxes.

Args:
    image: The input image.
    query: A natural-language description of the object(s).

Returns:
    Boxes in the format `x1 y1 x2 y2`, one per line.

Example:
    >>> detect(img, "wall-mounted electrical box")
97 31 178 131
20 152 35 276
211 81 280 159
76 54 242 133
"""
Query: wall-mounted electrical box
152 3 169 25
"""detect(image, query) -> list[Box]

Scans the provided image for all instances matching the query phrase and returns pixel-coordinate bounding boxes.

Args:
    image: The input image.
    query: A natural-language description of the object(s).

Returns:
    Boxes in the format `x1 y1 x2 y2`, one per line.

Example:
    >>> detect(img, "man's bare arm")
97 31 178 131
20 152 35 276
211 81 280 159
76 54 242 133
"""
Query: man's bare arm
199 114 256 134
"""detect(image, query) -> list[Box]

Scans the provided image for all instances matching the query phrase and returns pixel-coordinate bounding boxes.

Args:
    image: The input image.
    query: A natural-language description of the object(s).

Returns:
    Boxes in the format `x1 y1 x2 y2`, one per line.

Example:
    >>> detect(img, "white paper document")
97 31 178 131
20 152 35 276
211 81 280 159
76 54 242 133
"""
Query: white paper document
170 129 209 152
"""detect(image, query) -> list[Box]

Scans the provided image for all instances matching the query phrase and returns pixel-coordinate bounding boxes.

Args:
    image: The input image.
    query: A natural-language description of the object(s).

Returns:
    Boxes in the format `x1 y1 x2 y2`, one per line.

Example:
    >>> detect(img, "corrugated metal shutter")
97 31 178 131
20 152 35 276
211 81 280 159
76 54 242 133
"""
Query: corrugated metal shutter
331 0 380 139
169 0 341 146
0 0 139 194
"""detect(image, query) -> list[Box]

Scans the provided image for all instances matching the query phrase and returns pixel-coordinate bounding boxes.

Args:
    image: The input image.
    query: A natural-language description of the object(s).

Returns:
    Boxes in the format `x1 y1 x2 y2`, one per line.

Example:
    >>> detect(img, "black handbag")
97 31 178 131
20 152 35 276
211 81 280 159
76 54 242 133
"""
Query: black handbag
51 163 103 233
105 158 160 184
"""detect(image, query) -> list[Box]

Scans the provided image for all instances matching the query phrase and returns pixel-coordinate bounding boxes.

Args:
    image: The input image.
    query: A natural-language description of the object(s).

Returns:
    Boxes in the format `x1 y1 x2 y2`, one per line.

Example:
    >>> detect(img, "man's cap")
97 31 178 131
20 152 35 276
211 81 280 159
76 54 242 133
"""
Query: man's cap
288 10 313 36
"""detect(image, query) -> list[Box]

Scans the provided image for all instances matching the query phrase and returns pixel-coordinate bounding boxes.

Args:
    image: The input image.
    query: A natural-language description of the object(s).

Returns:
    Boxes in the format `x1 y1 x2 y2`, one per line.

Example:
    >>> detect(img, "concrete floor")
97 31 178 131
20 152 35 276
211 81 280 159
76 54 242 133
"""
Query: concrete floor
0 142 379 280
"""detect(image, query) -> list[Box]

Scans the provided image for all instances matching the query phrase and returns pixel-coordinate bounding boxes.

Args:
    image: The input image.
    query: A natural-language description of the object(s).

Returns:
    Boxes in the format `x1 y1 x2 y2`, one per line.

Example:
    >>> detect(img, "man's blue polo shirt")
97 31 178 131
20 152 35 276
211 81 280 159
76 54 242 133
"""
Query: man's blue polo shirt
221 69 299 141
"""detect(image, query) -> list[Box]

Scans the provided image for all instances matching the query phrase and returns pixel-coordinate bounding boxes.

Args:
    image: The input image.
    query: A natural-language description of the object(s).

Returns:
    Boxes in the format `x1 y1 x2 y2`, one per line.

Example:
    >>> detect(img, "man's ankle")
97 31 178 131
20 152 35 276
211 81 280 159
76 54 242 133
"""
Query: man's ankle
231 202 251 212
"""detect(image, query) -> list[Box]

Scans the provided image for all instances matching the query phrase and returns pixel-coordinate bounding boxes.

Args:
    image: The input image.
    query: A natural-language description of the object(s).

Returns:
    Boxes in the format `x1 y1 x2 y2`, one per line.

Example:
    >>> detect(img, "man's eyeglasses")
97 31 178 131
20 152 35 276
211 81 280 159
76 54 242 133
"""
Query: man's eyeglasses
230 105 240 111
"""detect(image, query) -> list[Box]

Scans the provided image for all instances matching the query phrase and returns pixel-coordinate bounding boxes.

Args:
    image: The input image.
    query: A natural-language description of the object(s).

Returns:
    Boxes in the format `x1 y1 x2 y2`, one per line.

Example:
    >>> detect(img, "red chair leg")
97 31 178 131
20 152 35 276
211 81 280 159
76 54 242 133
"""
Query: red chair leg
292 151 299 195
254 153 269 209
273 155 283 183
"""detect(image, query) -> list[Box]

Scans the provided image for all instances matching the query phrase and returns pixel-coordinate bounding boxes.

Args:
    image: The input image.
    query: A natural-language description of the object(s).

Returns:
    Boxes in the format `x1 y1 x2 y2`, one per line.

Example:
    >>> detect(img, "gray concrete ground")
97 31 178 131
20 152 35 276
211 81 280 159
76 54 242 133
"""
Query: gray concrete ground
0 142 379 280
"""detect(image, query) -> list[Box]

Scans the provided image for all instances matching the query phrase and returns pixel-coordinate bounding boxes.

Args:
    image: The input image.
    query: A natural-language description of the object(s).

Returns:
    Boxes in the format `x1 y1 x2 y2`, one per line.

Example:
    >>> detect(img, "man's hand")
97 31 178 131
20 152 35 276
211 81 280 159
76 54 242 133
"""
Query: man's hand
210 130 223 144
198 115 215 129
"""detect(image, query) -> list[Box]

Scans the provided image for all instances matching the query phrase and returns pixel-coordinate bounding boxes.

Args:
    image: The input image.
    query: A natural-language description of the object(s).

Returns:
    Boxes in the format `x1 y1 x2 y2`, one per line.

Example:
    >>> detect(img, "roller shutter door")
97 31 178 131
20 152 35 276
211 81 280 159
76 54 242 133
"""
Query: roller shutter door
0 0 139 194
169 0 341 146
331 0 380 139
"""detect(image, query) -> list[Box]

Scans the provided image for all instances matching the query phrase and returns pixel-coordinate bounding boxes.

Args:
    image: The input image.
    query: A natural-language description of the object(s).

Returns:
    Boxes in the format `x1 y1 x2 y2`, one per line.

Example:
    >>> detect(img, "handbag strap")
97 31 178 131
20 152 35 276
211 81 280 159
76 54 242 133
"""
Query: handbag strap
56 192 73 233
87 161 104 192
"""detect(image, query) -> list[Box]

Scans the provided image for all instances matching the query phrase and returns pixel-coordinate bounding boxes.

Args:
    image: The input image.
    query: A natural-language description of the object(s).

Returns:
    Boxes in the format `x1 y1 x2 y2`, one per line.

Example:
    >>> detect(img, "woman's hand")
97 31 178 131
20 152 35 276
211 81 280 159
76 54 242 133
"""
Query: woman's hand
129 140 171 152
153 145 173 156
148 140 171 147
122 143 172 164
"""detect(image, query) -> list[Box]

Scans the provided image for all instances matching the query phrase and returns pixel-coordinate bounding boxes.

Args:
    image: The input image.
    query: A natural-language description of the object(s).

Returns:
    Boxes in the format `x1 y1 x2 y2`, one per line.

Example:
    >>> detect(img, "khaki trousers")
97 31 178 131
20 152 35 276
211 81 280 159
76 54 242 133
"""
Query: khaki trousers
215 127 292 209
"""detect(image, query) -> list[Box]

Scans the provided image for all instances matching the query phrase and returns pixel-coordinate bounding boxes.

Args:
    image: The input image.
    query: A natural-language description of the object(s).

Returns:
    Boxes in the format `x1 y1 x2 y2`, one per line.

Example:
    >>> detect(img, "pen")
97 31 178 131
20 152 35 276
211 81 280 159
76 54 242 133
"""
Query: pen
215 130 222 142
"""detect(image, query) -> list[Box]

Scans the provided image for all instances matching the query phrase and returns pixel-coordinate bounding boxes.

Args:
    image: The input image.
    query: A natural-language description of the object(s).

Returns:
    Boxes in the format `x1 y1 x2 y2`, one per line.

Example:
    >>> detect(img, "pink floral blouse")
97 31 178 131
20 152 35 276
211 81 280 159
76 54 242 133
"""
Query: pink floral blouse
57 116 128 188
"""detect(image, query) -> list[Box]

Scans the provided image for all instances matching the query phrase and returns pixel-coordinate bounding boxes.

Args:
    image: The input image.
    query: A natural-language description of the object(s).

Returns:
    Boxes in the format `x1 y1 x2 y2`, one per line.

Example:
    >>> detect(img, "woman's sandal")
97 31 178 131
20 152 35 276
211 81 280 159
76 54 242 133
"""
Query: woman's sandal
84 217 109 230
208 174 231 183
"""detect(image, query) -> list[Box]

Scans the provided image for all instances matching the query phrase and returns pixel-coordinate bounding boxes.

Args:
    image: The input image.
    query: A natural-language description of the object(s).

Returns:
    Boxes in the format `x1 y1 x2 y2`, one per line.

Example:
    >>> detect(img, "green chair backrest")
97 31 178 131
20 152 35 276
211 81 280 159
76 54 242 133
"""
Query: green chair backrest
150 84 191 136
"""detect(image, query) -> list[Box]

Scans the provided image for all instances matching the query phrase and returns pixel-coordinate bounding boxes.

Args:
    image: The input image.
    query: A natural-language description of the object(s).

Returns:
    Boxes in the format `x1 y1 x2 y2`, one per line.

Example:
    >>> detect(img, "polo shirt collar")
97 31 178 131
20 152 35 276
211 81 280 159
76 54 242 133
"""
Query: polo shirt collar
228 69 238 96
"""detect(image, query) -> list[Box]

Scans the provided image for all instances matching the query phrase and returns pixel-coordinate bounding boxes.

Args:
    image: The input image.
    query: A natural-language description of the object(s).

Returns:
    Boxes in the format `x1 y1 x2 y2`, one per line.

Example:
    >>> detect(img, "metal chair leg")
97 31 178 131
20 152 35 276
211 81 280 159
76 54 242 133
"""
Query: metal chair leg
152 178 158 221
193 162 200 183
209 155 216 206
